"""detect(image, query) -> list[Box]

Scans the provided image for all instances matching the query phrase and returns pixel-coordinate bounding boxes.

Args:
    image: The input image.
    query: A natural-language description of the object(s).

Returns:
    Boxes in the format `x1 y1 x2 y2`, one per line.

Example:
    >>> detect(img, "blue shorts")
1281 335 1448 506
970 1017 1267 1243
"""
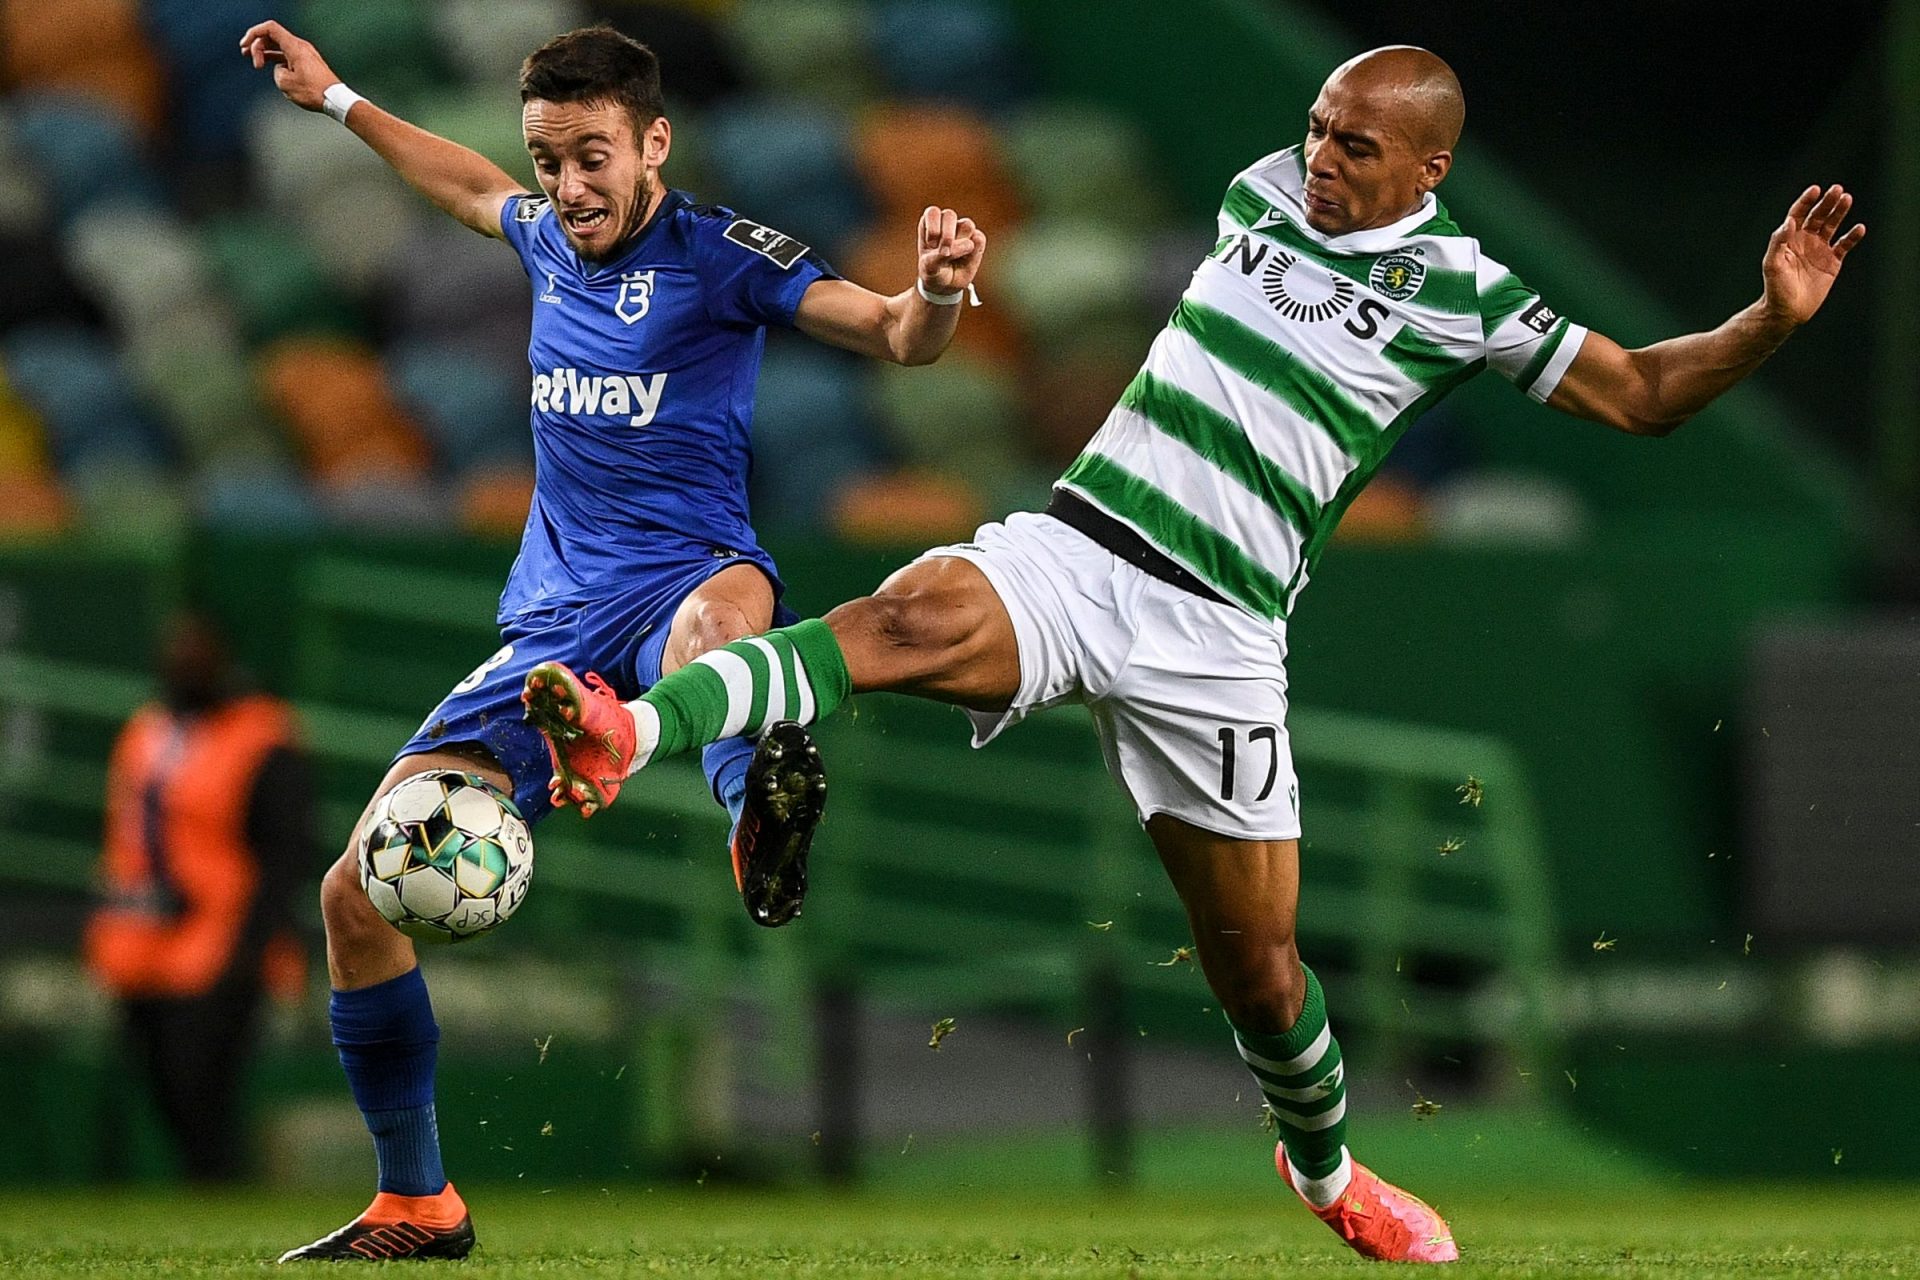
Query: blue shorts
396 558 796 823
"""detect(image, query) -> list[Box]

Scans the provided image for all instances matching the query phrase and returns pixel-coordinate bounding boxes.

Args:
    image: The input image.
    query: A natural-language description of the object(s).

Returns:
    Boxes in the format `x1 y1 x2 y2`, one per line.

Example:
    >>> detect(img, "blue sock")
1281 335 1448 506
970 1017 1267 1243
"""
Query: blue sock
330 968 447 1197
703 735 754 830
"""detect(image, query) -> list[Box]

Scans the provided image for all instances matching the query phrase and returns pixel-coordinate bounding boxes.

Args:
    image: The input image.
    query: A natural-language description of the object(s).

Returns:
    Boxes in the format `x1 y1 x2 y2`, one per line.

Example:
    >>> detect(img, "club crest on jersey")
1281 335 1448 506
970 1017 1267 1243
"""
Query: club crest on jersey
1368 253 1426 301
724 219 809 269
615 270 656 325
1261 250 1355 324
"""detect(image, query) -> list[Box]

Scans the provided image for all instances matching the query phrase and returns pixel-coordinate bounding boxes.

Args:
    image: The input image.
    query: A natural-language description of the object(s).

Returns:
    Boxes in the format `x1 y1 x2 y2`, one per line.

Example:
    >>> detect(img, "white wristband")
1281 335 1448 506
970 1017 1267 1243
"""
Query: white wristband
916 278 964 306
322 82 365 125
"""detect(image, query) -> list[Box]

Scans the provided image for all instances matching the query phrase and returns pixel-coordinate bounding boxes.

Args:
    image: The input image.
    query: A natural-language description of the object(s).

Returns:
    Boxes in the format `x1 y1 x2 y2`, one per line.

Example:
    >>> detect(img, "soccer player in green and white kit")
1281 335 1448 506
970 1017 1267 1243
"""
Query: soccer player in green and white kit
525 47 1864 1263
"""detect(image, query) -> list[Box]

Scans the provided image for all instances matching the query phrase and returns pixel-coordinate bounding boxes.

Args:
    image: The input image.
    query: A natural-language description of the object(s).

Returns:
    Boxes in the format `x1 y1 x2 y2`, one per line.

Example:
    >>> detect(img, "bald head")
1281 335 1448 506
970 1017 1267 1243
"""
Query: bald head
1300 46 1464 234
1326 46 1464 153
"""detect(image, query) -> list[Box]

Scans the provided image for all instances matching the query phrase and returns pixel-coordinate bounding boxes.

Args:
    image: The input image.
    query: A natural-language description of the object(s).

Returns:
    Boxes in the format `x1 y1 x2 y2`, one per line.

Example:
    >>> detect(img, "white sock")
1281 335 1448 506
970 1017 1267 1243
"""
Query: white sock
621 700 661 776
1288 1146 1353 1209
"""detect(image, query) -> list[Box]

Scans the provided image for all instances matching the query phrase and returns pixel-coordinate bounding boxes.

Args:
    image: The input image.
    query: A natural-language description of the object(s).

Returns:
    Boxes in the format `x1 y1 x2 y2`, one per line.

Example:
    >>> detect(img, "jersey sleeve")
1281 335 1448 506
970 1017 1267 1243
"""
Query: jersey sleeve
693 213 840 329
498 193 553 276
1477 254 1588 402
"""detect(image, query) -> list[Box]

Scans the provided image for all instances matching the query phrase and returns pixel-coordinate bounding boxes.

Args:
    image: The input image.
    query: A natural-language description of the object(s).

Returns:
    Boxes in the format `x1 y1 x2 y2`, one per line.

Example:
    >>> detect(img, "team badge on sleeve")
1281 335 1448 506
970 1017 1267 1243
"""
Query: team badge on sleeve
724 219 809 269
1368 252 1426 301
515 196 551 223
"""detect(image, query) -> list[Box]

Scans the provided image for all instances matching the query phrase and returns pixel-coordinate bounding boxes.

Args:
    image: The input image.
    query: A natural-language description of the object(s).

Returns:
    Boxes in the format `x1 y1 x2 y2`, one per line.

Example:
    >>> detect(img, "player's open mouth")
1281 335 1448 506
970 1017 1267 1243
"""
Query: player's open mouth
564 208 610 234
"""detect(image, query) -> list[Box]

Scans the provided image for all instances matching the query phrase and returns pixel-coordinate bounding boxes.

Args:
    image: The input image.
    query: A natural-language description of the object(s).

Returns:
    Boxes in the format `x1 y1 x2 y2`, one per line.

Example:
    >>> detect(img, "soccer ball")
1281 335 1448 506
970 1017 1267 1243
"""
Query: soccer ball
358 770 534 943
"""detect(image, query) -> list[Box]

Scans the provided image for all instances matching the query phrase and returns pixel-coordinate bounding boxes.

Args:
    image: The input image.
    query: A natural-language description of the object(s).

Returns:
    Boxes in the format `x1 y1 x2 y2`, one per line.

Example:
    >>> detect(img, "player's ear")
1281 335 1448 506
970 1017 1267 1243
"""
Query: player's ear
1418 149 1452 194
642 115 671 170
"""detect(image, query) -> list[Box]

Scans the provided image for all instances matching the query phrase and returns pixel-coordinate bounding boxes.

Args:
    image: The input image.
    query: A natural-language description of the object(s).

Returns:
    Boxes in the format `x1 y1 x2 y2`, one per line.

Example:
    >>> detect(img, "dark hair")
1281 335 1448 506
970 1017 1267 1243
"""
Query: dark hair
519 25 665 129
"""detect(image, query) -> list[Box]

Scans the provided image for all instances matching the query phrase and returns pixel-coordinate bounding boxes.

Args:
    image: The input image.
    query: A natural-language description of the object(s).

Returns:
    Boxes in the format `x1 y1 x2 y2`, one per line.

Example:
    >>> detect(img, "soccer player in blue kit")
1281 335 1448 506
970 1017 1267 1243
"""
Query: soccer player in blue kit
241 19 986 1261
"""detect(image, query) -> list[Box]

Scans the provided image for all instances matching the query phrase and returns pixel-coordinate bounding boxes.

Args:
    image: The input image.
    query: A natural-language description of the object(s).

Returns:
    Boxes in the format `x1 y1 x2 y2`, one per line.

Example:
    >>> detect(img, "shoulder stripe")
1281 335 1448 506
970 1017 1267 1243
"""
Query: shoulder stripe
1120 371 1322 536
1058 453 1292 620
1169 300 1381 468
1479 271 1538 336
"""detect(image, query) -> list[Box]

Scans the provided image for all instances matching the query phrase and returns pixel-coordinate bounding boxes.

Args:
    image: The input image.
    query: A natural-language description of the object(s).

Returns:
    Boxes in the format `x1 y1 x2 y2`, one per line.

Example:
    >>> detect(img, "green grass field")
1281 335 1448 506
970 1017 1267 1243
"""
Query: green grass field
2 1184 1918 1278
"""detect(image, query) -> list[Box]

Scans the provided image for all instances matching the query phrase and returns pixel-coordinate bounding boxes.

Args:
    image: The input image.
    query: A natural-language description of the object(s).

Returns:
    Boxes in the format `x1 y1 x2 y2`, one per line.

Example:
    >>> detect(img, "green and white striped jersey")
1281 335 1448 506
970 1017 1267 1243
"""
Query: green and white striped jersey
1057 146 1588 623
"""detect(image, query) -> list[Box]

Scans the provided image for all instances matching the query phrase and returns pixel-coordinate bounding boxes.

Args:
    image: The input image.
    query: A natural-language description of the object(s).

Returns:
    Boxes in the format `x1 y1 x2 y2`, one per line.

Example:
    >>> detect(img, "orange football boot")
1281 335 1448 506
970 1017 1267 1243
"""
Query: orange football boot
1277 1143 1459 1263
521 662 636 817
277 1184 474 1262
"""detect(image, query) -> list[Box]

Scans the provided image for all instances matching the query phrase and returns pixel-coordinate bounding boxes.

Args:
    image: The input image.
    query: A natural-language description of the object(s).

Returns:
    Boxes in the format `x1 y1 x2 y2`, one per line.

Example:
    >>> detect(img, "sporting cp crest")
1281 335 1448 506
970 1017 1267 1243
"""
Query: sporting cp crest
615 270 656 325
1368 252 1426 301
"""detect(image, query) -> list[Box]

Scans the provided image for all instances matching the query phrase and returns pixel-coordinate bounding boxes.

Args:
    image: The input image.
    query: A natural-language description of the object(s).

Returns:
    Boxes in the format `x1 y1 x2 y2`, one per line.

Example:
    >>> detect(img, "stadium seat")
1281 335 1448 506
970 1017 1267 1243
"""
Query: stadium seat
384 221 531 372
69 463 191 552
1428 469 1591 547
435 0 587 84
747 338 875 528
319 473 455 531
456 465 537 537
869 0 1024 110
257 338 435 486
703 98 867 251
295 0 453 107
1 324 170 472
295 178 427 293
8 94 163 224
0 117 50 235
0 0 166 136
63 204 214 335
871 353 1025 490
1002 103 1162 229
412 84 541 178
994 220 1155 347
0 370 49 476
387 341 531 471
201 215 361 345
126 302 271 469
830 469 982 545
851 104 1022 233
194 457 320 531
0 472 69 537
724 0 874 106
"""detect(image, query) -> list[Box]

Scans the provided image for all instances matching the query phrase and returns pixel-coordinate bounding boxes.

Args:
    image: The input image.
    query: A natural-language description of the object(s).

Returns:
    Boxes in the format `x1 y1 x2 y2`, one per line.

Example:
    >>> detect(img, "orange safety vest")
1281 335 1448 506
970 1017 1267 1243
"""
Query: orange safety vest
84 694 299 998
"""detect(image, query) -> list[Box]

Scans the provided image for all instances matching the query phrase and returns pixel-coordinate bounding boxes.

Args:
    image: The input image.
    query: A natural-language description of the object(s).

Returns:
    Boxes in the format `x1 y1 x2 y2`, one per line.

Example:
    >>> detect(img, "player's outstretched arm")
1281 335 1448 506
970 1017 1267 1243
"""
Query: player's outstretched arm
240 21 526 240
793 206 987 365
1548 184 1865 436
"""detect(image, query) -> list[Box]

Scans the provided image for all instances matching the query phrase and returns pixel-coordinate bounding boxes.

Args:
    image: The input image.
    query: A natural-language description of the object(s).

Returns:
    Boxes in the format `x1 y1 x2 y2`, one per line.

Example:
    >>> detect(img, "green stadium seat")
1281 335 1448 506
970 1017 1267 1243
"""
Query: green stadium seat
68 464 189 554
435 0 586 84
872 353 1044 511
996 220 1155 348
724 0 875 106
295 0 454 108
1002 103 1165 230
125 302 271 469
294 178 427 293
411 85 540 180
200 215 361 345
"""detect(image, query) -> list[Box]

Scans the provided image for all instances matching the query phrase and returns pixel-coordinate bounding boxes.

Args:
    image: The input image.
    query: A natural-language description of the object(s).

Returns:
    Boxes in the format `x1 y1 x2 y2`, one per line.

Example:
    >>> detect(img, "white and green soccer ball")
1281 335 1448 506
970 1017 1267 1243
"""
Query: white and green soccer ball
358 770 534 943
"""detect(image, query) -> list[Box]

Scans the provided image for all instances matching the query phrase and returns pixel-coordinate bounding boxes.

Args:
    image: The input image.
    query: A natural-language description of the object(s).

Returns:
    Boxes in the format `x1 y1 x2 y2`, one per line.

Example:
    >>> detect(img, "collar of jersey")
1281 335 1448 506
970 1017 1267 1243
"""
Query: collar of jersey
575 188 689 278
1303 190 1439 255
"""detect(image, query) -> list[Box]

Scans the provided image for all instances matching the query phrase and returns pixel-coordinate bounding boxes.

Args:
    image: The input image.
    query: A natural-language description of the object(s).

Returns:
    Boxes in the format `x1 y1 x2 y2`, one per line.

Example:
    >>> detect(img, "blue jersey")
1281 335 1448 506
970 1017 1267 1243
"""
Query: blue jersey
495 189 837 623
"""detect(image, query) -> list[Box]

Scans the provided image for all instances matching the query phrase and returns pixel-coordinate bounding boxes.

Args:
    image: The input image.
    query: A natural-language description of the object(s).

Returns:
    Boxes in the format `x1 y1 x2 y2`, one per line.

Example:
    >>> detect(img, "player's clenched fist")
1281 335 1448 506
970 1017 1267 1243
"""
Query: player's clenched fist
917 206 986 297
239 21 341 114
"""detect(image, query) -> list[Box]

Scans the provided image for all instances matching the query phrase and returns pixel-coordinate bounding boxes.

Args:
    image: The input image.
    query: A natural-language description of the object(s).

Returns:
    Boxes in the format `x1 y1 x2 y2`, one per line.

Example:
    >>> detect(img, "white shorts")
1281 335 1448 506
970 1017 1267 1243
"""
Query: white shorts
920 510 1301 841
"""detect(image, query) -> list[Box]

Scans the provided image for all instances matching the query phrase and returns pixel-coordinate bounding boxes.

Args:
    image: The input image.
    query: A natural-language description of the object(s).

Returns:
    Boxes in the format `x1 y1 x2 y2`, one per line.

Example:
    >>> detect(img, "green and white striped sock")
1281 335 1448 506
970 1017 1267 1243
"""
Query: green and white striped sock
1231 963 1351 1203
624 618 851 773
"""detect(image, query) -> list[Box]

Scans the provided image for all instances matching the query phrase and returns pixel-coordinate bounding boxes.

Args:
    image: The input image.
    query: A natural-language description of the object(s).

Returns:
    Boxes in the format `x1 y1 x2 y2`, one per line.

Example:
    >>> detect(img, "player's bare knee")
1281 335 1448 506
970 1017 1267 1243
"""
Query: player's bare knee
686 597 753 656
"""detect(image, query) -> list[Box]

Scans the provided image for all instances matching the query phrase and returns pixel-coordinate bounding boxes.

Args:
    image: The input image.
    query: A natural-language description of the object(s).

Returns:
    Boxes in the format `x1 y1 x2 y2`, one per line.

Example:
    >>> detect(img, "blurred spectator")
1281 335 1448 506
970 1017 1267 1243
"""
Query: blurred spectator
83 608 314 1182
